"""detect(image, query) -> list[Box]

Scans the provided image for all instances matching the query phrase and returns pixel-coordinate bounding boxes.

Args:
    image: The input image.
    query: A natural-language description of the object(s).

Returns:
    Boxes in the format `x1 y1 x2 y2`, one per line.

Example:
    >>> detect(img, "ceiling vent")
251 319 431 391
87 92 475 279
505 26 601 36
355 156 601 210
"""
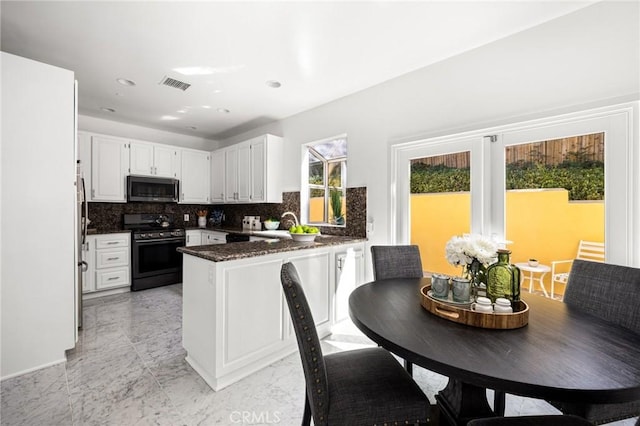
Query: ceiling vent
159 76 191 91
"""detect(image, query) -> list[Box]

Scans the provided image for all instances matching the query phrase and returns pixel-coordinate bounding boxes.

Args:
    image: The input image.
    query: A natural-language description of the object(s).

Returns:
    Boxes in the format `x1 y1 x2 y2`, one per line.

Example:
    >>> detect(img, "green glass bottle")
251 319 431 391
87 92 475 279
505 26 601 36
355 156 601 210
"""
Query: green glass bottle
486 249 521 303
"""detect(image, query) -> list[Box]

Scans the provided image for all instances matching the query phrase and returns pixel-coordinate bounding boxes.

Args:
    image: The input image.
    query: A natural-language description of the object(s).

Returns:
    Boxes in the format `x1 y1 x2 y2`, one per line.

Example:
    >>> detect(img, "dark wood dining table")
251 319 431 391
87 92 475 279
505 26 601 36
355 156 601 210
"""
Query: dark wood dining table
348 277 640 426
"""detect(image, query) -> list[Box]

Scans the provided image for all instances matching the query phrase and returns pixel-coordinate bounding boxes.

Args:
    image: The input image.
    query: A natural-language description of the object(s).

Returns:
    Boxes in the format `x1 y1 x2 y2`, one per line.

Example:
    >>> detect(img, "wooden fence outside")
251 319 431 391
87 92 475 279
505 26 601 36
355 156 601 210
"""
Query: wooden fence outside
411 133 604 168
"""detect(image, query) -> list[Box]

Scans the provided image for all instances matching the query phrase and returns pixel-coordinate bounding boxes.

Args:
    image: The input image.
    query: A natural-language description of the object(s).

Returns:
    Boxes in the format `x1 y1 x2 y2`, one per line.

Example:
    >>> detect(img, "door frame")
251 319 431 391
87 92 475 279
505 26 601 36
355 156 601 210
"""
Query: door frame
390 102 638 266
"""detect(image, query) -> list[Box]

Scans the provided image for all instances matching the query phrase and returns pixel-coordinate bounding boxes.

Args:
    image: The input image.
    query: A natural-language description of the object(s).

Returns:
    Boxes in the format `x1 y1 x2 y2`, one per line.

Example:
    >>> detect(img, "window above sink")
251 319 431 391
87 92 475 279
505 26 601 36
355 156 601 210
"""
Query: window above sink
301 134 347 227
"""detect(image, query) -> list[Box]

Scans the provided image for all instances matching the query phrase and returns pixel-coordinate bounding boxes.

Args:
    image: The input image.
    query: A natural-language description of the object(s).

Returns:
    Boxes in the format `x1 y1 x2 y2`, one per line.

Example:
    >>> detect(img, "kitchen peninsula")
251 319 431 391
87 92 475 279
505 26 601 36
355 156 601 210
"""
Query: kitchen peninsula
177 235 366 391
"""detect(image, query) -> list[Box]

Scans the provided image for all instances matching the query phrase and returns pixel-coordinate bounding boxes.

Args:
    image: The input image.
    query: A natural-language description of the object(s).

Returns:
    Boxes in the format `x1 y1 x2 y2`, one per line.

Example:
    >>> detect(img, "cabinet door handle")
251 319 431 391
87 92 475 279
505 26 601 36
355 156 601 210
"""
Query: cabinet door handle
107 276 119 281
107 257 119 261
106 241 118 245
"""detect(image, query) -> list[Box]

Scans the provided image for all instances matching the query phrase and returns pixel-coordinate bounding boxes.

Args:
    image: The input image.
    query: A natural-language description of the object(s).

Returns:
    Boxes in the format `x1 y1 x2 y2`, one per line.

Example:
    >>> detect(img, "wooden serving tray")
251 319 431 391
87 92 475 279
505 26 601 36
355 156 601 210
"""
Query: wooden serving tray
420 285 529 329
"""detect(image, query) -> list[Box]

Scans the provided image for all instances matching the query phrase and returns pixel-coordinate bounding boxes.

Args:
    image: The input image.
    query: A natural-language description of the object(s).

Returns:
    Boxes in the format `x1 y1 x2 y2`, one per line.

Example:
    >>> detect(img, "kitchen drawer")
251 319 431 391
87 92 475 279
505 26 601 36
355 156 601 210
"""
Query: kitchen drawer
95 248 129 269
95 235 130 249
95 268 130 290
203 231 227 245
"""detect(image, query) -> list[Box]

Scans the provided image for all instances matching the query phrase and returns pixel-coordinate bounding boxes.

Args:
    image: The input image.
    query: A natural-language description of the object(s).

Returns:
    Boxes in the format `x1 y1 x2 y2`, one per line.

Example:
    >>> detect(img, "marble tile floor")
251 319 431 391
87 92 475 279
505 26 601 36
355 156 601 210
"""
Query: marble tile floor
1 283 636 426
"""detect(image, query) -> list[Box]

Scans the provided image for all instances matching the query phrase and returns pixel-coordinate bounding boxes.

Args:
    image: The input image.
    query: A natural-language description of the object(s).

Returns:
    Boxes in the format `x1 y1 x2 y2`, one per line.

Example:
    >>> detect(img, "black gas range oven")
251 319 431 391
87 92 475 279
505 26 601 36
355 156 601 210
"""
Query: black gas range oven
124 214 186 291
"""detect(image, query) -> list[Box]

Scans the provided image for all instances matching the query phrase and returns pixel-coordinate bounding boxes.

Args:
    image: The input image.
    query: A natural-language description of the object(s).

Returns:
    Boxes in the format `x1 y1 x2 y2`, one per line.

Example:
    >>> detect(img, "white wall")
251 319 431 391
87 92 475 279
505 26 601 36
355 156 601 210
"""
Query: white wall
78 115 219 151
221 1 640 248
1 53 76 378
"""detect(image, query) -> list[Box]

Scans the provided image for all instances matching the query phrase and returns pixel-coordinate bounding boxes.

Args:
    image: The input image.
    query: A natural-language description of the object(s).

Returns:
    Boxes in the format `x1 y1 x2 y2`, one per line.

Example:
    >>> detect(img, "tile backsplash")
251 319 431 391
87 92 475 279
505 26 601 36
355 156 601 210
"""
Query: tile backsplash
88 187 367 238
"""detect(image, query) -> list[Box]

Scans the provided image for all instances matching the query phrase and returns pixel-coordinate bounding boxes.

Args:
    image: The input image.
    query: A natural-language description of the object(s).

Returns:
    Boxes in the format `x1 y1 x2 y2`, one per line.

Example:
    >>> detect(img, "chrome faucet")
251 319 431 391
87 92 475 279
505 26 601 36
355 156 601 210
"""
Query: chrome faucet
281 211 299 227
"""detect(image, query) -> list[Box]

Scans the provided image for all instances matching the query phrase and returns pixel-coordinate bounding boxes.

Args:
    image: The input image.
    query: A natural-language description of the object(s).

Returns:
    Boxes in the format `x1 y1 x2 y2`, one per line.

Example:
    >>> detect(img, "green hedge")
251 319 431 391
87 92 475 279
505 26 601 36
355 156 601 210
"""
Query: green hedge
410 162 604 200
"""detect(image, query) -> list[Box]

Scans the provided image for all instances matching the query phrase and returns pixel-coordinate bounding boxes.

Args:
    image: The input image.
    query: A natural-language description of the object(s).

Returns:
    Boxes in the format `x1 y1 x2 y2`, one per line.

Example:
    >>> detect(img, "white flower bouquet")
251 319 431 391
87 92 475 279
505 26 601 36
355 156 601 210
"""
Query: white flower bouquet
445 234 498 267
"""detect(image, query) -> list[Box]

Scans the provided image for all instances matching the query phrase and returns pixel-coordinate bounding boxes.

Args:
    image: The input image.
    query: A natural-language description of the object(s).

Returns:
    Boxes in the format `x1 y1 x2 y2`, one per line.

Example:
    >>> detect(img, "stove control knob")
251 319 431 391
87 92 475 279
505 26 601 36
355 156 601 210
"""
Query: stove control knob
159 232 165 238
139 233 147 239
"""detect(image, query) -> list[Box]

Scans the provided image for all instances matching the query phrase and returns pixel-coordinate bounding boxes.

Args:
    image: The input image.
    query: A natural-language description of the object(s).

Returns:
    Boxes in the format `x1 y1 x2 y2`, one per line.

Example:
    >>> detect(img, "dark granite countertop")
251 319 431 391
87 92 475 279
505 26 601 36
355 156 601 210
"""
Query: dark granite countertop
177 235 366 262
87 228 131 235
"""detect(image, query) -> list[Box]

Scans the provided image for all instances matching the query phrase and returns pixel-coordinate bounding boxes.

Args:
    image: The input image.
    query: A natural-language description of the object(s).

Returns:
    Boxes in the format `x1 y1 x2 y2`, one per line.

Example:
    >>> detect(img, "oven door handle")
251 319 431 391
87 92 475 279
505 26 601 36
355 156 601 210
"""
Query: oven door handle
134 237 186 244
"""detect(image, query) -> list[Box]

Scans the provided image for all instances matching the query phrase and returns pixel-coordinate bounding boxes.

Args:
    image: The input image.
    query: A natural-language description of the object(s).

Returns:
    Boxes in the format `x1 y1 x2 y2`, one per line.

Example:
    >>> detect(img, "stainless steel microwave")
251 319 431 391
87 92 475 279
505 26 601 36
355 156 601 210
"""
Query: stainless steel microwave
127 175 179 203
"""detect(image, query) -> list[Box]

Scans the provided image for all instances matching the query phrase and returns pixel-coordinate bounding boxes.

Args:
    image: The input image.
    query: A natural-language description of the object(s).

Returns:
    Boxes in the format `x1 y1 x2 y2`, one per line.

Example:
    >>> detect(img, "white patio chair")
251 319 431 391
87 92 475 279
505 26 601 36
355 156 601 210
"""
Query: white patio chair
550 240 604 299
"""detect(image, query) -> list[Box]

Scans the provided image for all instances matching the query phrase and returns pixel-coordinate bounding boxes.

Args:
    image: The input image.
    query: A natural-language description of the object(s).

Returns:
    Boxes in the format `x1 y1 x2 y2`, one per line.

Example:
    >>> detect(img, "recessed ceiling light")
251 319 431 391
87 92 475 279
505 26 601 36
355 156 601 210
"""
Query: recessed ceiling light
161 115 179 121
100 107 116 113
202 105 212 109
213 89 222 94
176 109 187 114
116 78 136 86
217 108 230 114
265 80 281 88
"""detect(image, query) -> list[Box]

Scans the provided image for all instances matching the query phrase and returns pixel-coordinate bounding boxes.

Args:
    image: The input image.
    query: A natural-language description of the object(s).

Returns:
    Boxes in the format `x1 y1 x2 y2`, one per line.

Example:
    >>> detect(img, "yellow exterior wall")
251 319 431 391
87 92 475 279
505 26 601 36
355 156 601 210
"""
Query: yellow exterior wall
411 189 604 290
309 196 345 224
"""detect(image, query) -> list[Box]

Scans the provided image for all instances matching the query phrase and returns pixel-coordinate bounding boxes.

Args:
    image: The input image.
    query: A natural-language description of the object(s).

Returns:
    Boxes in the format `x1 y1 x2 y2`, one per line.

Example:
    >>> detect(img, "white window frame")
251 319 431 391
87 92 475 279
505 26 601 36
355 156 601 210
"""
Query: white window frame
301 134 348 226
391 103 638 266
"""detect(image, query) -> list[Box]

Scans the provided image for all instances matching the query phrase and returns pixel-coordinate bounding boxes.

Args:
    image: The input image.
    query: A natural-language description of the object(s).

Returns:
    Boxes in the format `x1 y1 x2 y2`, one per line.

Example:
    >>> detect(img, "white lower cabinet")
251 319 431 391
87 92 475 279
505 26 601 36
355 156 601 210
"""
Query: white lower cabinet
334 245 365 323
288 251 331 332
83 233 130 294
82 237 96 293
186 230 228 246
181 241 364 391
186 230 203 247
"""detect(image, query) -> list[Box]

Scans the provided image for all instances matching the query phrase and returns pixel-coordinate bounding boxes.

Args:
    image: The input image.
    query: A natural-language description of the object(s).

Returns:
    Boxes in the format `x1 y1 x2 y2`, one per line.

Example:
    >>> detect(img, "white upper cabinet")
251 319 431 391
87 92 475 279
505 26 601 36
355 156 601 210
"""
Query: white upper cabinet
210 149 225 203
237 142 252 202
129 141 177 178
224 142 251 203
129 142 153 176
179 148 210 204
217 134 283 204
91 135 129 202
224 146 239 202
83 132 226 204
249 134 283 203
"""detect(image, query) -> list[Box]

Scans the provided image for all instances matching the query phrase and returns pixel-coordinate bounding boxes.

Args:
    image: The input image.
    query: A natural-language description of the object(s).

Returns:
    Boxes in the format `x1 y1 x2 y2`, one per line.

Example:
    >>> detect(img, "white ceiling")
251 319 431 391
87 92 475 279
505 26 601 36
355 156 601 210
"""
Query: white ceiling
1 1 594 140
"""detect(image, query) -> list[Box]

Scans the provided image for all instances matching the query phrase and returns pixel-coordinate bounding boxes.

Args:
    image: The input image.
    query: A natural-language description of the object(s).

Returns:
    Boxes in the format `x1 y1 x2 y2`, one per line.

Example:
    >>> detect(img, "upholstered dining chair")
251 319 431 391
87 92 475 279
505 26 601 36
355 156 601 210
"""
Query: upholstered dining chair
281 262 430 426
370 244 424 375
548 259 640 425
370 244 424 280
467 415 594 425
